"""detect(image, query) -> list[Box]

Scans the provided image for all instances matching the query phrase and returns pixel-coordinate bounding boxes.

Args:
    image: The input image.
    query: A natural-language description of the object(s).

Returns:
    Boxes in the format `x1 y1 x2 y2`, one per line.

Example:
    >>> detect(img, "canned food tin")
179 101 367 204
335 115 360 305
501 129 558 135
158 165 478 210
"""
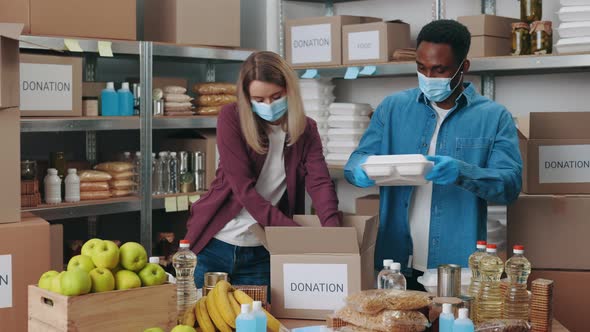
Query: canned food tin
204 272 228 288
437 264 462 297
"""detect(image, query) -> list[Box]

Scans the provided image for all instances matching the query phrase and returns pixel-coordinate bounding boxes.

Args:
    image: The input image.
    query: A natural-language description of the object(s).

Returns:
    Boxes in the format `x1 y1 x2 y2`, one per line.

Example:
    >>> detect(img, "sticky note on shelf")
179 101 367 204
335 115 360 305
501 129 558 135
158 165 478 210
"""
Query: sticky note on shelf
164 197 177 212
177 196 189 211
344 67 360 80
360 65 377 76
98 41 114 57
301 69 318 79
188 195 200 204
64 39 83 52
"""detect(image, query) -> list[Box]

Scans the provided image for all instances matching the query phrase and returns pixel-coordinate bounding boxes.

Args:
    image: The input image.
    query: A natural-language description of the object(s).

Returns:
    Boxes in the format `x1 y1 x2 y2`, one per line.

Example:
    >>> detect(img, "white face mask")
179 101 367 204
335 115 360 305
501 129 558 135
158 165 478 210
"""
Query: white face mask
417 61 464 102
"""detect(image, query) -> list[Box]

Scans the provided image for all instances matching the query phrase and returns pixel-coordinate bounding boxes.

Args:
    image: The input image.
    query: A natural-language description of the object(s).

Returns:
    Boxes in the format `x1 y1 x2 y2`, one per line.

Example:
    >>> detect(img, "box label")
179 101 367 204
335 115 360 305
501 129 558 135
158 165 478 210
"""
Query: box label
20 63 74 111
0 255 12 309
348 30 380 61
283 263 348 310
291 24 332 64
539 145 590 183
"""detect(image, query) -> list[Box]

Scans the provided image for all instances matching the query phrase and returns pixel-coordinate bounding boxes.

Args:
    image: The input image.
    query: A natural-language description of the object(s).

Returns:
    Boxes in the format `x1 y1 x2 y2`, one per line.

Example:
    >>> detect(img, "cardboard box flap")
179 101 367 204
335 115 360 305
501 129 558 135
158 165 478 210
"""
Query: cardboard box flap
516 116 530 140
265 226 359 255
340 215 379 252
0 23 24 40
530 112 590 140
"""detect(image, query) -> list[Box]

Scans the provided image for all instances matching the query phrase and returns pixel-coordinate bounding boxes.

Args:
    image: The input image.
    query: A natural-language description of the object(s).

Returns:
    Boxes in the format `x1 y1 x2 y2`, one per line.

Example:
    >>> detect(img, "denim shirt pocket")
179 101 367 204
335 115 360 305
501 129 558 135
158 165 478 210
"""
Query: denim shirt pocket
454 137 493 167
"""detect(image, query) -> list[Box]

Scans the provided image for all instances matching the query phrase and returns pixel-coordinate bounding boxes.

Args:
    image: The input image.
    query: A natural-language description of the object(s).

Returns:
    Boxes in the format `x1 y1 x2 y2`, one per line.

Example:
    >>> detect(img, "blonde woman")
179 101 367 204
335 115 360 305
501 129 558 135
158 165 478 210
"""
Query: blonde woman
185 51 341 288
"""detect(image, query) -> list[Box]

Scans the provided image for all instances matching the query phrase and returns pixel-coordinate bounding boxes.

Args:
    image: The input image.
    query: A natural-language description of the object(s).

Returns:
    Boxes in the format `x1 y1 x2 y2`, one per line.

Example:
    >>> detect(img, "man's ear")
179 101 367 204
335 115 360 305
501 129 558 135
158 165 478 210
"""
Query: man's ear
462 59 471 73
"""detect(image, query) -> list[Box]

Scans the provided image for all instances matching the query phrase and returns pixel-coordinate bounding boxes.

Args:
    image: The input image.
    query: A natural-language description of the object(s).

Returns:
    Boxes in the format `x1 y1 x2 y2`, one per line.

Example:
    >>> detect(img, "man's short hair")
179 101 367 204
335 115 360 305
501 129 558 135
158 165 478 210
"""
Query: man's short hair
417 19 471 65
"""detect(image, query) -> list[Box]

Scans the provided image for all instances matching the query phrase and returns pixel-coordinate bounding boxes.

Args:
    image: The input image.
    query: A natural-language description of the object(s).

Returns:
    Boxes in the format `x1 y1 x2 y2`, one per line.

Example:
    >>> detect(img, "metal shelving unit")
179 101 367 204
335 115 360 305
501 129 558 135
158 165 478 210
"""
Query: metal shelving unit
20 116 219 132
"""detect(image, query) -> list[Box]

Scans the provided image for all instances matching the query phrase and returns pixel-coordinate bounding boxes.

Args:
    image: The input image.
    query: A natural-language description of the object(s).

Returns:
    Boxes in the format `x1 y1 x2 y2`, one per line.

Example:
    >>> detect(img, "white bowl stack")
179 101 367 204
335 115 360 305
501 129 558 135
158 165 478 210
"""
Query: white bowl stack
555 0 590 54
299 79 335 154
325 103 372 165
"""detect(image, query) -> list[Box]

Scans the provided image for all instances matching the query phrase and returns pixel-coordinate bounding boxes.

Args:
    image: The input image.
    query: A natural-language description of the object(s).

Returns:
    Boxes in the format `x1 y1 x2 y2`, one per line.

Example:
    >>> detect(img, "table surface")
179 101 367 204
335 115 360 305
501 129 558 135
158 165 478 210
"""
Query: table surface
280 318 570 332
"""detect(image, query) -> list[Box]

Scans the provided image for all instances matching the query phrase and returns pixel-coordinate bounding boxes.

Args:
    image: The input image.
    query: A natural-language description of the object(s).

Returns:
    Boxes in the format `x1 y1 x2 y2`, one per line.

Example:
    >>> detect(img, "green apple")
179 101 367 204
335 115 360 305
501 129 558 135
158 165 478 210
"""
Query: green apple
81 238 103 257
67 255 96 273
50 271 66 294
119 242 148 272
89 267 115 293
115 270 141 290
138 263 167 287
60 270 92 296
143 328 165 332
171 326 196 332
38 270 59 290
91 240 120 269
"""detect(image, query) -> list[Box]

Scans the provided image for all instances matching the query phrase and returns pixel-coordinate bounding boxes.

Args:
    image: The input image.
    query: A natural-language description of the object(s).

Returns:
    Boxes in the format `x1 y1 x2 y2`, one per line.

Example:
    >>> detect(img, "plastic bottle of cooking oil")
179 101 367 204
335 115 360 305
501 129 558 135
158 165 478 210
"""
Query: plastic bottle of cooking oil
503 245 531 320
477 244 504 322
173 240 197 324
468 240 487 319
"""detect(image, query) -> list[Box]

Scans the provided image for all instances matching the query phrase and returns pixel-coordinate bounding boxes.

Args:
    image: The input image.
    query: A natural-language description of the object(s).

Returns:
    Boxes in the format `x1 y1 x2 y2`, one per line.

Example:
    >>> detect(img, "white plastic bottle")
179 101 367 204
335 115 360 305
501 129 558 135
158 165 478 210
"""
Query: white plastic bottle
172 240 197 324
252 301 267 332
377 259 394 289
64 168 80 203
439 303 455 332
44 168 62 204
453 308 475 332
236 303 256 332
383 262 407 290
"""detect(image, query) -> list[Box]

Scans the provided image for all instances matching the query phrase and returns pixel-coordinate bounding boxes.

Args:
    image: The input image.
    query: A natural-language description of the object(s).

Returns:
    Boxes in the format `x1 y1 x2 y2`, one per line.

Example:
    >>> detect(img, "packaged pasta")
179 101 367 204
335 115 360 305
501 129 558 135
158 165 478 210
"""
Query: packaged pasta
193 82 237 95
196 106 222 115
109 179 136 190
163 86 187 94
346 290 431 315
164 94 193 103
475 319 531 332
111 189 134 197
111 171 134 180
334 306 429 332
80 182 109 192
80 191 111 201
78 170 112 182
94 162 134 173
197 94 237 107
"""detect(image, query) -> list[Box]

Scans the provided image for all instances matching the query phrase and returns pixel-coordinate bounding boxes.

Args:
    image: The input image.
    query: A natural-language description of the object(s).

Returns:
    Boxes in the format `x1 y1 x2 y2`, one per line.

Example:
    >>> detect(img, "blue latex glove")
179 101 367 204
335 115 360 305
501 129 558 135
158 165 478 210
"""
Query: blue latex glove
425 155 461 185
352 156 375 188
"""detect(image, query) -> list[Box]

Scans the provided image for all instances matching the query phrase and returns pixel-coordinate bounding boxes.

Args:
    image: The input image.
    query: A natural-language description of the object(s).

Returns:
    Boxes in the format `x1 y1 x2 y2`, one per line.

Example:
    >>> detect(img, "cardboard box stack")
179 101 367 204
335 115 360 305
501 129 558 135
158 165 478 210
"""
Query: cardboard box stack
342 20 411 65
326 103 372 165
458 15 520 57
555 2 590 54
508 112 590 331
299 79 335 155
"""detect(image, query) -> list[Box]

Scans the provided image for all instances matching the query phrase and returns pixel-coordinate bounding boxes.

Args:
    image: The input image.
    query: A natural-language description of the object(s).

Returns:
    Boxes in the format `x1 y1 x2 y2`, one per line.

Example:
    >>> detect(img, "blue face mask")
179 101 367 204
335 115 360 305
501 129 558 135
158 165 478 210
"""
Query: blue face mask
251 96 288 122
417 62 464 102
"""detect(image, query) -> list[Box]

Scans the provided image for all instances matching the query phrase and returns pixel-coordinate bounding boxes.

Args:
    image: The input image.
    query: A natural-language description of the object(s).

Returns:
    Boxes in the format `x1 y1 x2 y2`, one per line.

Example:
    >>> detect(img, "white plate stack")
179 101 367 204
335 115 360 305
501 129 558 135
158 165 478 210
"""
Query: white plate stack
555 0 590 54
299 79 335 153
325 103 372 165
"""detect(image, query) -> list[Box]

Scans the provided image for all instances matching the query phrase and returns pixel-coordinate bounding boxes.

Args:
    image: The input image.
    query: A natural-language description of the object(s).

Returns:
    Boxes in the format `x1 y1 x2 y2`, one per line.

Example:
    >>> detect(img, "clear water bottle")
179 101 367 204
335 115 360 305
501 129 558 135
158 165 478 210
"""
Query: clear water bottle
172 240 197 324
169 152 179 194
377 259 394 289
152 153 161 195
503 245 531 320
383 262 406 290
134 151 141 194
122 151 132 163
159 152 170 194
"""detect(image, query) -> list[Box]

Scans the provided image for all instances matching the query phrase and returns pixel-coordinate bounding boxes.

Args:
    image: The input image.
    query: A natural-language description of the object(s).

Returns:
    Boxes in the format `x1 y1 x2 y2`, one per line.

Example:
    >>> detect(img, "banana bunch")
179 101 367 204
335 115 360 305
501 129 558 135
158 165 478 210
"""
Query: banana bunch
185 280 282 332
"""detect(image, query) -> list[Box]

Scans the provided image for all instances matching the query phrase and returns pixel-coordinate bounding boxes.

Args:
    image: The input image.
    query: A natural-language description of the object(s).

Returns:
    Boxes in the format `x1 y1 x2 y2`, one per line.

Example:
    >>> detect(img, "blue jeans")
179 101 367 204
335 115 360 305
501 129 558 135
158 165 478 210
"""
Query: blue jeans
194 238 270 289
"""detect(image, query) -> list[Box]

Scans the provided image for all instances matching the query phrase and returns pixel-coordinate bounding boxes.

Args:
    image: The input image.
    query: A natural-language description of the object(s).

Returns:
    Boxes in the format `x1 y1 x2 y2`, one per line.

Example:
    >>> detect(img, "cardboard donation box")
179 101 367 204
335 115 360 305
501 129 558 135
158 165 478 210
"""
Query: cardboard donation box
518 112 590 194
0 218 50 332
144 0 240 47
355 194 380 216
254 215 379 320
286 16 382 67
343 21 411 65
0 23 23 224
19 54 83 117
458 15 519 57
30 0 136 40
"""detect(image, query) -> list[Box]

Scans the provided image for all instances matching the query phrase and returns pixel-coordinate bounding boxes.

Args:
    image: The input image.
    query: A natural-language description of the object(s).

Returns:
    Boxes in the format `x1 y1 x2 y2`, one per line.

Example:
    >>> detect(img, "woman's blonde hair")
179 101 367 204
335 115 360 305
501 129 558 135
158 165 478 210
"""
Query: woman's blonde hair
236 51 306 154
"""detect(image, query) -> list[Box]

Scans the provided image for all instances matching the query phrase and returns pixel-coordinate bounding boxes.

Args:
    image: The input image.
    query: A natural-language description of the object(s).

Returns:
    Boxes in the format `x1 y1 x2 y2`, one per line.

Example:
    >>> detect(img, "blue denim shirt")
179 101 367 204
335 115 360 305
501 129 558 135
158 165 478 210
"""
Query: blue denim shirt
345 83 522 272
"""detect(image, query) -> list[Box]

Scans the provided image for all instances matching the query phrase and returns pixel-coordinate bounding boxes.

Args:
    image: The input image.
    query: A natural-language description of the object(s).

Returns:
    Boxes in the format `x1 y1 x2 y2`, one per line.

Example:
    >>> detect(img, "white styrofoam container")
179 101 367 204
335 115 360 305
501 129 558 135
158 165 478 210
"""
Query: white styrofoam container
557 21 590 38
327 140 358 154
315 118 329 129
361 154 434 186
327 128 366 141
299 78 333 87
318 127 329 136
329 103 373 116
300 86 335 100
306 110 329 118
561 0 590 6
326 153 351 165
303 98 334 111
557 6 590 22
555 36 590 53
328 115 370 129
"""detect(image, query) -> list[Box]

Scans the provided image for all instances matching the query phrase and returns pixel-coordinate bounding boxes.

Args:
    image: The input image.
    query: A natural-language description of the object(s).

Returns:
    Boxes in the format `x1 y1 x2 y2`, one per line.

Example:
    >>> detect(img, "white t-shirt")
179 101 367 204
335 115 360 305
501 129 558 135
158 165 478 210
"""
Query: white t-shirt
215 125 287 247
407 102 452 272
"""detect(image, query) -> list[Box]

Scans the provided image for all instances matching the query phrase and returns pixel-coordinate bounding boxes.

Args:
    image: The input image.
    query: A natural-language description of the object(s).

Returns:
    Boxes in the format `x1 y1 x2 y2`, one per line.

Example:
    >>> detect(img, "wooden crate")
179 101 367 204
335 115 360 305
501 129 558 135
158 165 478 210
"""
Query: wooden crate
28 284 177 332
